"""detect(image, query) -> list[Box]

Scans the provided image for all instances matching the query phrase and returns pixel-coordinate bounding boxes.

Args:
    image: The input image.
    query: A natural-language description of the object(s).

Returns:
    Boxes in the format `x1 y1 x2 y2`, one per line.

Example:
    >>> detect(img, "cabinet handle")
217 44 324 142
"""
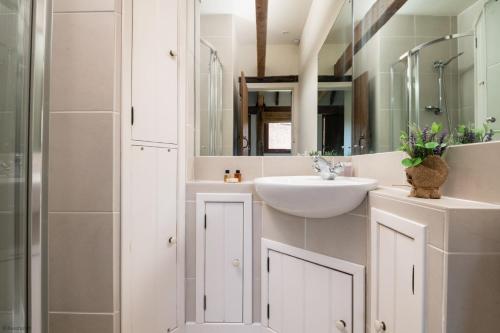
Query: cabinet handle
374 320 386 332
335 320 346 331
169 50 177 58
168 237 177 245
232 259 240 267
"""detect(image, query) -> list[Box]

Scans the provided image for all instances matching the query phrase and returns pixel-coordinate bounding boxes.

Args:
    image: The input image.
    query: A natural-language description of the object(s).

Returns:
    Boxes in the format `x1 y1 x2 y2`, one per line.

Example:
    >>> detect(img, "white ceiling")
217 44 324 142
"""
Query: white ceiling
200 0 314 45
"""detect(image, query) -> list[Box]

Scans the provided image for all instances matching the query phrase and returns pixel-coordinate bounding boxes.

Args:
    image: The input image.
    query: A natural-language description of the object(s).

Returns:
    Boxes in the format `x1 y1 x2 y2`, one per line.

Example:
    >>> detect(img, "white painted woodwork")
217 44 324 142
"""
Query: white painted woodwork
371 208 426 333
132 0 178 144
204 203 244 323
267 250 353 333
130 146 177 332
196 193 253 325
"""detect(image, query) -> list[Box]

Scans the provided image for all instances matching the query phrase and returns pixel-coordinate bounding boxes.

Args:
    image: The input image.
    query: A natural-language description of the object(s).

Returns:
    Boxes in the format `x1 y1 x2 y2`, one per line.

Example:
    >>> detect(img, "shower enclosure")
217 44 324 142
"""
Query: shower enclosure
390 32 474 144
0 1 51 332
201 38 223 156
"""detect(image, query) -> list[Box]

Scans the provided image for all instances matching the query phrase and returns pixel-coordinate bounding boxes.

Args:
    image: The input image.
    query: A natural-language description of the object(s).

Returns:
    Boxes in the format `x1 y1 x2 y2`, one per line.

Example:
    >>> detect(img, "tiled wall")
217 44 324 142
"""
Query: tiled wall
185 156 369 323
48 0 121 332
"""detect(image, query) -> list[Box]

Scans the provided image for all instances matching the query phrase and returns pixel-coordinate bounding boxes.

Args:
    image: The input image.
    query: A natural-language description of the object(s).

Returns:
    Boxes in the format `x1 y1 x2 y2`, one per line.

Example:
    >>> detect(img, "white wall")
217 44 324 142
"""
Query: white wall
237 44 300 77
318 43 348 75
298 0 345 153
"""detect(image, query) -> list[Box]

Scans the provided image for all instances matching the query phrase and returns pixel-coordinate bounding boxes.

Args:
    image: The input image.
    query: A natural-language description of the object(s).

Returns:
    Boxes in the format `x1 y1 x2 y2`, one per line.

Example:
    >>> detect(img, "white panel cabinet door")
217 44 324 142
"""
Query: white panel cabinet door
132 0 178 144
268 250 353 333
371 208 426 333
204 202 244 323
130 146 177 333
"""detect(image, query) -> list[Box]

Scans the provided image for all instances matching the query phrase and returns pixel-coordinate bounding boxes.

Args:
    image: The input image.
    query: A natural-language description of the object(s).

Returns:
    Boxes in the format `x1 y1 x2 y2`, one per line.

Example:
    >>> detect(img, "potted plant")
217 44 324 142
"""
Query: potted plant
455 123 495 144
400 123 449 199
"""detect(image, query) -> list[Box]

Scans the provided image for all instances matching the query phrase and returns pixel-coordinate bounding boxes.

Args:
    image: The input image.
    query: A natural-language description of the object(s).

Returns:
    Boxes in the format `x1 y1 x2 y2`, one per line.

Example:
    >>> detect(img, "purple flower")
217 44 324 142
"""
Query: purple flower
422 127 429 142
438 130 447 144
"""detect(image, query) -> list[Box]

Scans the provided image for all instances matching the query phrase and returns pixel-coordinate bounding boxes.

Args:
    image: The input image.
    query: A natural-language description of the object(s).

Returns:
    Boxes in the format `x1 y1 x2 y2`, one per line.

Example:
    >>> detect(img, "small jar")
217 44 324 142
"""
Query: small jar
224 170 231 182
235 170 242 182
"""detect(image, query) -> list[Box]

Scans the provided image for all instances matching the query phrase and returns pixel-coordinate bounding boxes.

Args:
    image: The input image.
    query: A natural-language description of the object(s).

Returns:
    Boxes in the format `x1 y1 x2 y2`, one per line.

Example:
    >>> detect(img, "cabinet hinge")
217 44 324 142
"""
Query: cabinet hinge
267 303 270 319
131 106 135 125
412 265 415 295
204 295 207 310
475 37 478 49
267 256 270 273
204 214 207 229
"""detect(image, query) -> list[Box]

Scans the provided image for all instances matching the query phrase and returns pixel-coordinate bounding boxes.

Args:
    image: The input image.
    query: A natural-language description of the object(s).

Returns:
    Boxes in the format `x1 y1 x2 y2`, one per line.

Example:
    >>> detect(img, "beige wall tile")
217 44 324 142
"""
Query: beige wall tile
49 113 114 212
253 202 263 281
194 157 263 181
262 156 316 177
253 278 261 323
49 313 115 333
447 209 500 253
426 246 444 333
415 16 452 37
186 181 260 201
185 201 196 279
112 113 121 212
53 0 118 12
185 278 196 322
49 213 116 313
262 204 305 248
50 12 116 111
113 214 120 312
369 193 446 249
305 214 367 265
443 142 500 205
446 254 500 333
351 151 407 186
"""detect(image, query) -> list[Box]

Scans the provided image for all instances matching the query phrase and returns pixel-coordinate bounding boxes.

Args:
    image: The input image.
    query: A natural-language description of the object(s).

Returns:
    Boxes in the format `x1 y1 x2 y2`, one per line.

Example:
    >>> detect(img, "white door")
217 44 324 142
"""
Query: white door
371 208 426 333
132 0 178 144
130 146 177 332
268 250 353 333
204 202 244 323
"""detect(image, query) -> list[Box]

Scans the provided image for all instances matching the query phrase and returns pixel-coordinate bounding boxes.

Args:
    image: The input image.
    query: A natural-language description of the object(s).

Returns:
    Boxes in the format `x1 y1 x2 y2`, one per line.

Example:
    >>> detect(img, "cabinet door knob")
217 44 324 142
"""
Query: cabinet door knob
168 237 177 245
335 320 346 331
374 320 386 332
169 50 177 57
232 259 240 267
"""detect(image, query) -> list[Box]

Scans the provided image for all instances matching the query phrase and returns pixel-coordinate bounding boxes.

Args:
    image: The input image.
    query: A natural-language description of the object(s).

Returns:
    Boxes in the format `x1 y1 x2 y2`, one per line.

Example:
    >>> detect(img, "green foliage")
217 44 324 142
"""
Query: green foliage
400 122 449 168
455 123 495 144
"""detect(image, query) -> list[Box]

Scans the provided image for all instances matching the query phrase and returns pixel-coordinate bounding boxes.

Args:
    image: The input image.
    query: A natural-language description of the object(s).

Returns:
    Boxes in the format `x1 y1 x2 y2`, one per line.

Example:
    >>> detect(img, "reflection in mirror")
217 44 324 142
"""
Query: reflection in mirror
352 0 499 155
317 0 354 156
196 0 309 156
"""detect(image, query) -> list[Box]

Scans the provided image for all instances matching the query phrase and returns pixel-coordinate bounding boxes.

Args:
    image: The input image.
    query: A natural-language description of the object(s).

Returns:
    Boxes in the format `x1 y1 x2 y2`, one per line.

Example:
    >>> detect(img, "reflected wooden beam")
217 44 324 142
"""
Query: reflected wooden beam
333 0 406 76
334 43 353 76
353 0 407 53
256 0 268 77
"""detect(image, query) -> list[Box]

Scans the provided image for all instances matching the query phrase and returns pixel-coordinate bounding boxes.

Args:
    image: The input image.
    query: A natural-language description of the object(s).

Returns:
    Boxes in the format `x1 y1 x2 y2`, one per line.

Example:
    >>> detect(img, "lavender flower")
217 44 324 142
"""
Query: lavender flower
422 127 429 142
438 130 447 144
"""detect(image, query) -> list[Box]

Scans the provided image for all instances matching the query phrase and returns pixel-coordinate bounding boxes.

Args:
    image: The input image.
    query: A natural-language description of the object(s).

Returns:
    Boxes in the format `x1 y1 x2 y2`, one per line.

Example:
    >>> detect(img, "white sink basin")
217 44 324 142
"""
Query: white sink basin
254 176 378 219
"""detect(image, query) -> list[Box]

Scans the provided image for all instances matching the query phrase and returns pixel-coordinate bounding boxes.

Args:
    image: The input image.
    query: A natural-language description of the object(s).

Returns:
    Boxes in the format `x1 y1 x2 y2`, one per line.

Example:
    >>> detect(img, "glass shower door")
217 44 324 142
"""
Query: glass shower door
0 0 34 332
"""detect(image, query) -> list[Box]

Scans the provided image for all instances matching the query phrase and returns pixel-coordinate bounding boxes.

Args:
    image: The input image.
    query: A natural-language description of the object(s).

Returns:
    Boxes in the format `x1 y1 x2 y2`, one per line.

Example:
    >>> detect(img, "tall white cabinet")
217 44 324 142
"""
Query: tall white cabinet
130 146 178 332
370 208 426 333
131 0 178 144
122 0 181 332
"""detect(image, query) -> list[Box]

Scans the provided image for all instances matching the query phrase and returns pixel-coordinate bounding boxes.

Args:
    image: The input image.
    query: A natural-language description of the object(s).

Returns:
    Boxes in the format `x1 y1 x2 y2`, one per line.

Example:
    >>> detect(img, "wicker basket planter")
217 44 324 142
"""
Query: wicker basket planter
405 155 449 199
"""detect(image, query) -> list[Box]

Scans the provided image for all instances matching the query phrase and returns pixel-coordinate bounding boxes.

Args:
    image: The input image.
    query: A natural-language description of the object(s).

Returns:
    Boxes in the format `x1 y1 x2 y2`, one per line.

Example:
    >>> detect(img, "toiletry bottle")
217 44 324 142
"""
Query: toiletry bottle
224 170 231 182
235 170 242 182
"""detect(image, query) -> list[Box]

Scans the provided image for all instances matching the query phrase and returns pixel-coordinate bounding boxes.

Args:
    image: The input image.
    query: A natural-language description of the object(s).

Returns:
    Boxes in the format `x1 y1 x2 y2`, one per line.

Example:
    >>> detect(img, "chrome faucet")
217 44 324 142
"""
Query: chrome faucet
312 155 344 180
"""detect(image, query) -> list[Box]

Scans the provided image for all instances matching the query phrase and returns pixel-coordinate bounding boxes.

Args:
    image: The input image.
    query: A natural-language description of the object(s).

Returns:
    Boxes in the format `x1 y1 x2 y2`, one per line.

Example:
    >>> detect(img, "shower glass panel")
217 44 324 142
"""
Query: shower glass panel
0 0 32 331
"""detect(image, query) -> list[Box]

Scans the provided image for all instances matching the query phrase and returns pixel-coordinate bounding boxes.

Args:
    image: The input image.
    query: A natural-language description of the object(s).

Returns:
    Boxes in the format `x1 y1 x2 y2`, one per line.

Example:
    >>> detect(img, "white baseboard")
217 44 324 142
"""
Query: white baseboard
185 322 269 333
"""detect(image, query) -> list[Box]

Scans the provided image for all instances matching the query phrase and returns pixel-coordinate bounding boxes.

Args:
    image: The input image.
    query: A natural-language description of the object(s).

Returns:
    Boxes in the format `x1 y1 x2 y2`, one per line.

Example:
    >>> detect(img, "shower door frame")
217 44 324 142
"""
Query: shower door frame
27 0 52 333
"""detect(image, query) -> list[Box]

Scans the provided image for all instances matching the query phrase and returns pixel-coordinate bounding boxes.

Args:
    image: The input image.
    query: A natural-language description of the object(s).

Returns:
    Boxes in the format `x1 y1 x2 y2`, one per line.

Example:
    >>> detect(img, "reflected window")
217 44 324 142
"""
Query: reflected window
265 122 292 153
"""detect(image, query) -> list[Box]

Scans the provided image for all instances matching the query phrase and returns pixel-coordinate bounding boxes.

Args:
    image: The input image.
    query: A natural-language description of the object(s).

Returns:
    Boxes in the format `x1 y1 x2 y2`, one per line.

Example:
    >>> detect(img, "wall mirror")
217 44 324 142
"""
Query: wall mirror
352 0 500 154
194 0 499 156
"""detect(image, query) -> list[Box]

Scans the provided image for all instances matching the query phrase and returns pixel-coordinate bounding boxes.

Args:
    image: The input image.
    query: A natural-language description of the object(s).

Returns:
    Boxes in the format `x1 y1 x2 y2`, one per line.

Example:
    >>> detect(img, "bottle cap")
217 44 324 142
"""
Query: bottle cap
225 170 230 173
236 170 241 173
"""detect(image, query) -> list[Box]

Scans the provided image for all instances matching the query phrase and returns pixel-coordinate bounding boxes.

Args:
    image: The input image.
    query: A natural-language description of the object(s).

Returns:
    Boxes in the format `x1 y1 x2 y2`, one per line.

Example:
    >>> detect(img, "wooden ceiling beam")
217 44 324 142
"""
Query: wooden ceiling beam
255 0 268 77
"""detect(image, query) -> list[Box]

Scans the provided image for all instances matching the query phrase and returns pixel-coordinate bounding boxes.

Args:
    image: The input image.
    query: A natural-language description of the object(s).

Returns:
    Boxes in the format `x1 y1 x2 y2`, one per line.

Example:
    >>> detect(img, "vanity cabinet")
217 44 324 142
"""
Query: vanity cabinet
370 189 500 333
268 251 353 333
196 193 253 324
371 208 426 333
131 0 178 144
129 146 178 332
